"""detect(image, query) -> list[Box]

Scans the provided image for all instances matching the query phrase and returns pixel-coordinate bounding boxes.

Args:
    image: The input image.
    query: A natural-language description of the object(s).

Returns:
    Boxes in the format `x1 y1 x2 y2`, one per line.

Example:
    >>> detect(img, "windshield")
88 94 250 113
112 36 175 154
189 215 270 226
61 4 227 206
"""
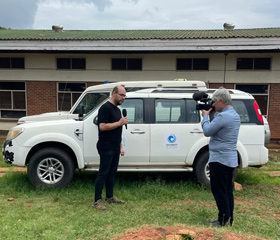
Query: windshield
72 92 110 115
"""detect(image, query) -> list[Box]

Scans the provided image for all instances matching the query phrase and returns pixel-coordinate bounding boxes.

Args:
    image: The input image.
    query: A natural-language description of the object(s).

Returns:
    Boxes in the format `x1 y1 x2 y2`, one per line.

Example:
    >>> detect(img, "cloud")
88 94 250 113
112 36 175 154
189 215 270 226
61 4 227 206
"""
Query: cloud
1 0 279 30
0 0 38 29
33 0 96 29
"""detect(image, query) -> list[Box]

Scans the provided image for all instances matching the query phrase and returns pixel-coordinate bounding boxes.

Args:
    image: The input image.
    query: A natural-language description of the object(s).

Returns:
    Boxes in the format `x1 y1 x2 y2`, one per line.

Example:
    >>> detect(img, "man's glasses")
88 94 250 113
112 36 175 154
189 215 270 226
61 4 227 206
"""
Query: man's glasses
117 93 126 98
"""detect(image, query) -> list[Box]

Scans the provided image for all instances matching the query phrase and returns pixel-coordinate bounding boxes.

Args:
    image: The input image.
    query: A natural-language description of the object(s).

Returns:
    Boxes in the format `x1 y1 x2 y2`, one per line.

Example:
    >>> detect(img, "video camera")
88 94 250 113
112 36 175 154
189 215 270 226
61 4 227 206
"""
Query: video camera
192 91 215 111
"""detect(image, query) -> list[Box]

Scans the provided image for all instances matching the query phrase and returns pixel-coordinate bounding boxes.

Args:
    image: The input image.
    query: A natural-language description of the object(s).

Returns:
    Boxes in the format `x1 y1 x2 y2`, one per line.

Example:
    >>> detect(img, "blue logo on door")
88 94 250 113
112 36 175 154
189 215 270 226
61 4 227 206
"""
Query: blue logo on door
168 134 176 143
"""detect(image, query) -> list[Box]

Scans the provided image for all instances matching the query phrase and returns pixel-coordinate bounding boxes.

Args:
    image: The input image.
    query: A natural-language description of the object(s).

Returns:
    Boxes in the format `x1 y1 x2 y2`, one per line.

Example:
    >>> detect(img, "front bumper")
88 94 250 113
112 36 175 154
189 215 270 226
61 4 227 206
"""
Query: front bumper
2 140 14 164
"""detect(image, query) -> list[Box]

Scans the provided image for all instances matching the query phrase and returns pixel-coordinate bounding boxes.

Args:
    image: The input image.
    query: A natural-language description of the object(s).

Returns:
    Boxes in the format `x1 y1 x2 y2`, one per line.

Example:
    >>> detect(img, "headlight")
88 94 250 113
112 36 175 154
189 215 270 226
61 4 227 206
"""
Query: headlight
6 128 25 140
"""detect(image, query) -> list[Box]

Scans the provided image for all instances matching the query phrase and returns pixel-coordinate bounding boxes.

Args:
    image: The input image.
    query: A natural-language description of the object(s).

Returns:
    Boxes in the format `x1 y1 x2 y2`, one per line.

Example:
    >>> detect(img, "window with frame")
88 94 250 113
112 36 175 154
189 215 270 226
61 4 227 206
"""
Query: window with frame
235 84 269 117
58 83 86 111
0 57 24 69
118 99 144 123
155 99 199 124
57 58 86 70
0 82 26 119
237 58 271 70
232 100 250 123
176 58 209 70
112 58 142 70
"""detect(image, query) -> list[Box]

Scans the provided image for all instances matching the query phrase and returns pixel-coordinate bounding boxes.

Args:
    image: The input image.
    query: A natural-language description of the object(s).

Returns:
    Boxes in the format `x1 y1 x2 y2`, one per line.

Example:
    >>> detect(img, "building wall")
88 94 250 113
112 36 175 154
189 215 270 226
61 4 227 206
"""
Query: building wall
268 83 280 139
26 81 57 115
0 53 279 83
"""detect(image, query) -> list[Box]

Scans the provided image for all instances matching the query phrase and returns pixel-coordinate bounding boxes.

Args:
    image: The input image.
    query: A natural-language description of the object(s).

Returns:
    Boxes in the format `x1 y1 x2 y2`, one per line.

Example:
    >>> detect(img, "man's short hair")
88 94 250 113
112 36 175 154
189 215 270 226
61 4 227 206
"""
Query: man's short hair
112 86 119 95
212 87 232 105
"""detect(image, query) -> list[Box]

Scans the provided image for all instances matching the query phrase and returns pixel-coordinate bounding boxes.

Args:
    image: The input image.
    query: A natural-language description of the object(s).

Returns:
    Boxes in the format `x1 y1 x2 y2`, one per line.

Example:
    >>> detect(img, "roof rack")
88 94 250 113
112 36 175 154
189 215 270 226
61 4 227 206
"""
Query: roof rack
152 89 200 93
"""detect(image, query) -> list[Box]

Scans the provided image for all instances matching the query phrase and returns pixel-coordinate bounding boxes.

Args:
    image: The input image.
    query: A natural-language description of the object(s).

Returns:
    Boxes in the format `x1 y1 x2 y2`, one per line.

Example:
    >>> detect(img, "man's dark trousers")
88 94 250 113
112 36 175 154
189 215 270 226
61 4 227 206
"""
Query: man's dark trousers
209 162 234 224
95 150 120 202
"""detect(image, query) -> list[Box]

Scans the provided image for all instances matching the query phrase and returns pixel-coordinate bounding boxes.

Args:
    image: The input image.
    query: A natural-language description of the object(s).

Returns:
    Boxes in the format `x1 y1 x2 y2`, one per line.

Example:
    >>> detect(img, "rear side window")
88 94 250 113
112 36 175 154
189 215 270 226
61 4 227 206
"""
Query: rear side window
155 99 199 123
232 100 250 123
232 99 263 125
156 100 184 123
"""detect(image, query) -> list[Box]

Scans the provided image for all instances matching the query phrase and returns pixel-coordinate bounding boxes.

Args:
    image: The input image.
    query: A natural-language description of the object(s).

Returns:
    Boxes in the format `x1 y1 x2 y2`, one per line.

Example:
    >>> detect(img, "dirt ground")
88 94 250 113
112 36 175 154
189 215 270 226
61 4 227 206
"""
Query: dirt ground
113 226 270 240
0 167 26 177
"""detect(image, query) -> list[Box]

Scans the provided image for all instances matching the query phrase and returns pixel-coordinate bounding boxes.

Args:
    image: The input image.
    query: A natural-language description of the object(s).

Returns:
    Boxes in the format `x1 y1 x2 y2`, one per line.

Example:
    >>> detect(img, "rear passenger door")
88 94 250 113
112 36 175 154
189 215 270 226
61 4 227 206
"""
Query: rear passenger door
150 98 203 163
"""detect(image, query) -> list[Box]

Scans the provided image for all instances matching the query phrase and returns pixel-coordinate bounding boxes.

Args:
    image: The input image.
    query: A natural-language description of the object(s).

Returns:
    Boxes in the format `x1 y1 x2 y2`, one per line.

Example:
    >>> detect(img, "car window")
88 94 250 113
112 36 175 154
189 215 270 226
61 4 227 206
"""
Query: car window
232 100 250 123
155 99 200 124
73 92 110 115
119 99 144 123
186 100 200 123
155 99 185 123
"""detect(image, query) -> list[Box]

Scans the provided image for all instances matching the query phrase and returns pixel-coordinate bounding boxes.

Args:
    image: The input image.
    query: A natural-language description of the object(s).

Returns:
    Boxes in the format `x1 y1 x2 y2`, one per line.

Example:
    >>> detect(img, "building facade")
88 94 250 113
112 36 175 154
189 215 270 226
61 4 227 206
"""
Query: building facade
0 28 280 138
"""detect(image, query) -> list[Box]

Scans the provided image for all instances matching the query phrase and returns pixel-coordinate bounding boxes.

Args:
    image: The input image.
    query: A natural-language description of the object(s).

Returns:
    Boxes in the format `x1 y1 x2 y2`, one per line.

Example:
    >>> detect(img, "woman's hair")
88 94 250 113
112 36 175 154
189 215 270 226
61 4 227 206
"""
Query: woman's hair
212 87 232 105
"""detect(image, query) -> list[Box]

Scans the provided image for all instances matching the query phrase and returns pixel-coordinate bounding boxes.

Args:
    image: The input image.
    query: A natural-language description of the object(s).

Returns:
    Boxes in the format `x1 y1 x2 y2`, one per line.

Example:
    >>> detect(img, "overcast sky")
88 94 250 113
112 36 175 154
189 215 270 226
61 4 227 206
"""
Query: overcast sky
1 0 279 30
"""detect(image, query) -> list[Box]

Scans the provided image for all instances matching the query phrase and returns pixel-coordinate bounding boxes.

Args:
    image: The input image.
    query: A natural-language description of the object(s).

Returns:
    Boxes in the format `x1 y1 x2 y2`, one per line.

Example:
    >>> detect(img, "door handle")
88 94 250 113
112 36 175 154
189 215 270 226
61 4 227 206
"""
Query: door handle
131 130 145 134
74 128 83 140
190 129 203 133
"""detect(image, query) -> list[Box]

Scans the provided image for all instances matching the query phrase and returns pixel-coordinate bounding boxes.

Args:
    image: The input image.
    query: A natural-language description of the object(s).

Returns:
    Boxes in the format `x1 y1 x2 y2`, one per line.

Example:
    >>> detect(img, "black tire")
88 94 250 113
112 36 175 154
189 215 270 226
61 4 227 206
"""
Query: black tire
232 167 238 182
193 151 239 188
193 151 211 188
27 148 75 188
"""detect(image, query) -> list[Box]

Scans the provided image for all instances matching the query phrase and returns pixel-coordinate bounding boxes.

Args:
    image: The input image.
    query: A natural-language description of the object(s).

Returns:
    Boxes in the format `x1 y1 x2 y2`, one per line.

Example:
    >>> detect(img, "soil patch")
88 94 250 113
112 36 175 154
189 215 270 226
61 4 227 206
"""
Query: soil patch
0 167 26 177
112 226 270 240
268 171 280 177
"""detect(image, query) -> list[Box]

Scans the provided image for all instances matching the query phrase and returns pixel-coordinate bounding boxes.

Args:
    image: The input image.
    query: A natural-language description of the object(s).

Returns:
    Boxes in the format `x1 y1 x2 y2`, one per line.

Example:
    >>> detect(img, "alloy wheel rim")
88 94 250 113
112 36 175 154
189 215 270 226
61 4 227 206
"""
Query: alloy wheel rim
205 163 210 181
37 158 64 184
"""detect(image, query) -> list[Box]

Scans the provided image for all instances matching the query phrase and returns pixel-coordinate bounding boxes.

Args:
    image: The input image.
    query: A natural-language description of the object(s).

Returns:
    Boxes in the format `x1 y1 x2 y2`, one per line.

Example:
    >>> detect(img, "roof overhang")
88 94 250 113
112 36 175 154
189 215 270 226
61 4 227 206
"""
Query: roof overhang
0 38 280 53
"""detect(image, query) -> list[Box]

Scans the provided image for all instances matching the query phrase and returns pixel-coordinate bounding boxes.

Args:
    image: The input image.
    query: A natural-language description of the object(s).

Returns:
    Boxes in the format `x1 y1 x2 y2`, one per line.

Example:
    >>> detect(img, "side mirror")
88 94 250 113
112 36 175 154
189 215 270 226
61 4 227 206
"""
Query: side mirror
78 106 84 121
93 116 98 125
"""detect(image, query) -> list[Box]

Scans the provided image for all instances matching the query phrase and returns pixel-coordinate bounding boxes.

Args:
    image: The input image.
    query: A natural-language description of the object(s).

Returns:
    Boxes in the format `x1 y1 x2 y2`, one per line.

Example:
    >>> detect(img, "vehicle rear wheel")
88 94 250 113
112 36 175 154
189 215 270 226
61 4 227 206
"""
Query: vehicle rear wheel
193 151 210 188
193 151 239 188
27 148 75 188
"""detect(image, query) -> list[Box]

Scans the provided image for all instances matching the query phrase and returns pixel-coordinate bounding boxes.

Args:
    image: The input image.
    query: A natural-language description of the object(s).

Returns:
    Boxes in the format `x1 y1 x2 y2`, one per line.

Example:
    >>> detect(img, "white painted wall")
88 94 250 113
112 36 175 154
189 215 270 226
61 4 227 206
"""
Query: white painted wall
0 52 278 83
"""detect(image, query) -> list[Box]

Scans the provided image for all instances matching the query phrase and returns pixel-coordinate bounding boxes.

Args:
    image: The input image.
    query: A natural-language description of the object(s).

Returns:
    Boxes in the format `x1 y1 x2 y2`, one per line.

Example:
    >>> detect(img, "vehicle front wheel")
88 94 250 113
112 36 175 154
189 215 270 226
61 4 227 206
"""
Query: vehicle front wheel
27 148 75 188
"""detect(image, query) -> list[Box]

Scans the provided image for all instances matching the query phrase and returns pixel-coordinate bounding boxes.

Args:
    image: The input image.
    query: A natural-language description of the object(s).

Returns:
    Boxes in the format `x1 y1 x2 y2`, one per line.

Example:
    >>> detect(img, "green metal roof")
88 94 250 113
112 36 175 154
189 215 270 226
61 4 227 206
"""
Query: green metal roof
1 28 280 40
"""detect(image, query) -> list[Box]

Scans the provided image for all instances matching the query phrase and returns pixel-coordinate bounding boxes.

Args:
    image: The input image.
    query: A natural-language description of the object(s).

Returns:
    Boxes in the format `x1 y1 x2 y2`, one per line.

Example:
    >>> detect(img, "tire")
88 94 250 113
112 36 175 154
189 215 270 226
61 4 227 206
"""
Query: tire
232 167 238 182
193 151 211 188
193 151 239 188
27 148 75 188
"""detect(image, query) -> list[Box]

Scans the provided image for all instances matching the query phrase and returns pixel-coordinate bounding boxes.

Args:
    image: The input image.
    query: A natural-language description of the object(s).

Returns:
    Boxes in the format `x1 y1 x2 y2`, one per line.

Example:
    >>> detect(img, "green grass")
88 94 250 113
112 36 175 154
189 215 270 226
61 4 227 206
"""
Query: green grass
1 140 280 239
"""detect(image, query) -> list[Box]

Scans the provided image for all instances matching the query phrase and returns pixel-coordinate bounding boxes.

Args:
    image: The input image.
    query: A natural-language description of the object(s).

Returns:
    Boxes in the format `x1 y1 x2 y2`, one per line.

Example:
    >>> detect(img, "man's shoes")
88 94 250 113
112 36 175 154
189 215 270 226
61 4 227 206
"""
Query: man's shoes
92 199 106 210
207 220 223 227
207 219 232 227
105 196 125 204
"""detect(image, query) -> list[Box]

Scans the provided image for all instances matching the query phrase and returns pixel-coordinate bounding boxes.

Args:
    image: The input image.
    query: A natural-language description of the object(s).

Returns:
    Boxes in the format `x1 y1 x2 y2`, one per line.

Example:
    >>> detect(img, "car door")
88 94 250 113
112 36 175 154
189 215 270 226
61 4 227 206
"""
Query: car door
150 98 204 163
118 98 150 164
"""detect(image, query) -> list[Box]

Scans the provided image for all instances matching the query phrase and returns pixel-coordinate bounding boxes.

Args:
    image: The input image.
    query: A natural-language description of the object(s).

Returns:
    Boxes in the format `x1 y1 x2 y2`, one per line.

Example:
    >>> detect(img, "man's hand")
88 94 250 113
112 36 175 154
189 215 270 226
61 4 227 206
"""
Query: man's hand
119 117 128 126
202 108 213 117
120 147 125 156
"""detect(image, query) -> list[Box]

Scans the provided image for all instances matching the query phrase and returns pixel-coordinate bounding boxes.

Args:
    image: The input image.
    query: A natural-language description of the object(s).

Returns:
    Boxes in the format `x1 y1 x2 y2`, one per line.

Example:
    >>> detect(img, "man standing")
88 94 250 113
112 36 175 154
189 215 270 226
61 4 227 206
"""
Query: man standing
93 85 128 210
201 87 240 227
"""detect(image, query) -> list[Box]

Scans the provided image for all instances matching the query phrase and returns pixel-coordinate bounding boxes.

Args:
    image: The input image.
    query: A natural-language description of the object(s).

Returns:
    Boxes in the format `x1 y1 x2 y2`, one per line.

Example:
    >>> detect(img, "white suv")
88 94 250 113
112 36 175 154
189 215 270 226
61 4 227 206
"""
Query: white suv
2 87 269 188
